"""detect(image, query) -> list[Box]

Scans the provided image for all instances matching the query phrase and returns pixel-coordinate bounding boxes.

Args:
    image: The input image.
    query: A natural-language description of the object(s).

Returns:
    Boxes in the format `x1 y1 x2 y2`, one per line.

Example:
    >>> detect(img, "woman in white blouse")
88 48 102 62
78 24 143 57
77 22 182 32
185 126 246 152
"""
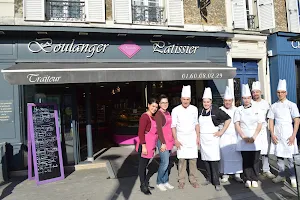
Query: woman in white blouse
234 84 263 188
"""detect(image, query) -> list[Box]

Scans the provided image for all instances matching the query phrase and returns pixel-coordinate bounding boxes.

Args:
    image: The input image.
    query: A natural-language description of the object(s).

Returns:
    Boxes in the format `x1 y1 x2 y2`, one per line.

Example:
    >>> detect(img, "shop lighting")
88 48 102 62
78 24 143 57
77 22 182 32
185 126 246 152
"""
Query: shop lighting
117 33 127 37
100 85 104 87
125 82 129 84
79 32 88 35
153 35 162 38
186 36 195 38
159 81 163 88
37 31 47 35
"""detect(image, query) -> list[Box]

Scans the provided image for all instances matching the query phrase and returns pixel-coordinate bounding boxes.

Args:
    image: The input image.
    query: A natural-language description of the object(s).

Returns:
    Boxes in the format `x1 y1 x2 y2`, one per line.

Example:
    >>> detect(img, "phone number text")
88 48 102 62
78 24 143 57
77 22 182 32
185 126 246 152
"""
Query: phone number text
181 73 223 79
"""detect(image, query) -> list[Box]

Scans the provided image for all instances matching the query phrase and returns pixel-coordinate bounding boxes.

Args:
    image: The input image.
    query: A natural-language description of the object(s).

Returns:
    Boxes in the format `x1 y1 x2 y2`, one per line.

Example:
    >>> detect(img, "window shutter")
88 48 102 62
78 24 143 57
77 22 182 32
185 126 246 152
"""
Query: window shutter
167 0 184 26
231 0 247 29
24 0 45 20
113 0 132 23
86 0 105 22
286 0 300 32
257 0 275 31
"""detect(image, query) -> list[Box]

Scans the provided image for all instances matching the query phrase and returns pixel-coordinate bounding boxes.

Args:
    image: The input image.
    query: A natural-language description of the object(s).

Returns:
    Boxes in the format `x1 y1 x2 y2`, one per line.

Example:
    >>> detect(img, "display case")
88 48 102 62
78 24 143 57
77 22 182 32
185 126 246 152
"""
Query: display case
112 107 146 145
113 108 145 132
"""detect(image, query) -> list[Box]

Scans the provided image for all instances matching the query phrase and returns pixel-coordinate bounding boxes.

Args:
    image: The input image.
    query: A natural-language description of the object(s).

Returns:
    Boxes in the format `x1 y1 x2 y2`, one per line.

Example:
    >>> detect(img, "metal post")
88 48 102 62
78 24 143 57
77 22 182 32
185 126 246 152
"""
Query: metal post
85 86 93 162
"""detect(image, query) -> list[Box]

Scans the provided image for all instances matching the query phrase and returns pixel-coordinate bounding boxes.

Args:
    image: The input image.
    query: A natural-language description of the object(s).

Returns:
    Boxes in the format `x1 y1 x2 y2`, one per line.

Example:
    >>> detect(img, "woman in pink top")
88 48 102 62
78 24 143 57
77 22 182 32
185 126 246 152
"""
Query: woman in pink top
154 94 175 191
136 97 159 195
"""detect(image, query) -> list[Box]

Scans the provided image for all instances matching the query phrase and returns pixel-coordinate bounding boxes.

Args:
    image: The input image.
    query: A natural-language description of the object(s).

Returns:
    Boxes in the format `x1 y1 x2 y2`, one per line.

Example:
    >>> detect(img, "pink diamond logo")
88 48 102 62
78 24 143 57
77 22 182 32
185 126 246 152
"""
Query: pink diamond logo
118 42 141 58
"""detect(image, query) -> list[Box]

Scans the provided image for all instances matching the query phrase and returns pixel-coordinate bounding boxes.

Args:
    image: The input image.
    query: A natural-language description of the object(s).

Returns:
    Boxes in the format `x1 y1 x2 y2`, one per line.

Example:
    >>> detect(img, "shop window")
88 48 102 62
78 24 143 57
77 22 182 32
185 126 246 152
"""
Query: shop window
234 78 242 107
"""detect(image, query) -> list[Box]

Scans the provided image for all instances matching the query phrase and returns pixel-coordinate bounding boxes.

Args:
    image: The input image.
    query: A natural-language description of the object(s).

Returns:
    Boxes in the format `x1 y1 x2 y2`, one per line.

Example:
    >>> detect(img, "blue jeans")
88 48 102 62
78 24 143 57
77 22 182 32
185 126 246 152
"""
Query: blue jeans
156 140 170 185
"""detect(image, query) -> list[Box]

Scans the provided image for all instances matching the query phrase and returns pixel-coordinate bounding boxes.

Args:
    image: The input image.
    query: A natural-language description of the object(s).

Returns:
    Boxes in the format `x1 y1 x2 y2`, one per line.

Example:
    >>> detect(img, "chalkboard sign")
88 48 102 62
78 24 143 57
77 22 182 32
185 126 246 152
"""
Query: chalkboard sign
27 103 65 185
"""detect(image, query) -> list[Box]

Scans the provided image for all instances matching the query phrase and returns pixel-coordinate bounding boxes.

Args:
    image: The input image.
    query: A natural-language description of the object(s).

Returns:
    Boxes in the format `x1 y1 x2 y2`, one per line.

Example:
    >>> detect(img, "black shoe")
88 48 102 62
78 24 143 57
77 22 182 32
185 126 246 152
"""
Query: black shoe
146 182 155 190
140 184 152 195
148 185 155 190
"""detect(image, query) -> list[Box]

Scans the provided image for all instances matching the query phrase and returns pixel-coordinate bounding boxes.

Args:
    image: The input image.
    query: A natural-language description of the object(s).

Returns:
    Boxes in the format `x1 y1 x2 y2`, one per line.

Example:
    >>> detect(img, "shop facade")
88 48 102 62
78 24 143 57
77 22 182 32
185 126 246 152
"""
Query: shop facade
267 32 300 105
0 28 236 171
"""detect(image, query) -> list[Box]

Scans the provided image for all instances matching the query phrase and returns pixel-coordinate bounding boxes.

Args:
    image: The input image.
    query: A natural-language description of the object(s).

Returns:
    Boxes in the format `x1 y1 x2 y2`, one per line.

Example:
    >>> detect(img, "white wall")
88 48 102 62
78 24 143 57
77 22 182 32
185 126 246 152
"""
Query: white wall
0 0 14 18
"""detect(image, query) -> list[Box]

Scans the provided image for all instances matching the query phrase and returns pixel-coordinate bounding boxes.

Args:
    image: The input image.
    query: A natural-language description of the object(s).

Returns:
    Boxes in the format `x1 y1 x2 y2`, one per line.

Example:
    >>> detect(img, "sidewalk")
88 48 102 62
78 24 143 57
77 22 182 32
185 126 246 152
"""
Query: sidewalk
0 162 298 200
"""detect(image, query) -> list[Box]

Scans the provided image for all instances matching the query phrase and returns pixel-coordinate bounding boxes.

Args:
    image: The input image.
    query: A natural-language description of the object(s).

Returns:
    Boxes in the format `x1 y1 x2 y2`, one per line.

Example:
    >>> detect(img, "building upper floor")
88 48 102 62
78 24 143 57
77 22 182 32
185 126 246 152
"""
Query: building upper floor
0 0 296 34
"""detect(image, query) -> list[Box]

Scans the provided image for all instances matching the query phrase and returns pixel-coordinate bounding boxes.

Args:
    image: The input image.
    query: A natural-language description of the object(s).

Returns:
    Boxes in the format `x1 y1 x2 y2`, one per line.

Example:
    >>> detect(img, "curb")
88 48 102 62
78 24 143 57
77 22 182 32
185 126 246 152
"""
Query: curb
9 162 107 177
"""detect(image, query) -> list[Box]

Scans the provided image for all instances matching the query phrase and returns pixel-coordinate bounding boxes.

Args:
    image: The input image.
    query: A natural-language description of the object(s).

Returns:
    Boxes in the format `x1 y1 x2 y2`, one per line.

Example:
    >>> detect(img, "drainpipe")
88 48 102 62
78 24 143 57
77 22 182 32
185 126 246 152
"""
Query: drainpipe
85 85 93 162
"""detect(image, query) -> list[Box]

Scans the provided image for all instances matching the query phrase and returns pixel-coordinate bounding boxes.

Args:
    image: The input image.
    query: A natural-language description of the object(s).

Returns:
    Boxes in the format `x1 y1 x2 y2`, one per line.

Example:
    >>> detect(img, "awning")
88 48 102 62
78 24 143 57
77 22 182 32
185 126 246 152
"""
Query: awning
1 62 236 85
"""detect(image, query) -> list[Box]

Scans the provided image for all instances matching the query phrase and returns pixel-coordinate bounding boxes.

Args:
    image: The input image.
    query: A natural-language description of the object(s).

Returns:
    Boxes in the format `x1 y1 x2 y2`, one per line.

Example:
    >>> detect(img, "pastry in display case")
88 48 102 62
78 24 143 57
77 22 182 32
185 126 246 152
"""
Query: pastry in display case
114 108 145 127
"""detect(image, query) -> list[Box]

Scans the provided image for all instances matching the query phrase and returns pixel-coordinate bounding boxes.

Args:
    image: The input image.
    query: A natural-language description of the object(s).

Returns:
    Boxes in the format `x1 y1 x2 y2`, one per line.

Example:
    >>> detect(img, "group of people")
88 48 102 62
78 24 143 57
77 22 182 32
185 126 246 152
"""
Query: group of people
135 79 300 195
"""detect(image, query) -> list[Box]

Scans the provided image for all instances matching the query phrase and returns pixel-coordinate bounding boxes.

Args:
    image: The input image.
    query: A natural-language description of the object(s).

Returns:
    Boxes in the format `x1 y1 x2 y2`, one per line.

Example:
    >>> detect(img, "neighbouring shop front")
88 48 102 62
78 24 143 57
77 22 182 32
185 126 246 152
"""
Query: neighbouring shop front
268 32 300 105
0 28 235 170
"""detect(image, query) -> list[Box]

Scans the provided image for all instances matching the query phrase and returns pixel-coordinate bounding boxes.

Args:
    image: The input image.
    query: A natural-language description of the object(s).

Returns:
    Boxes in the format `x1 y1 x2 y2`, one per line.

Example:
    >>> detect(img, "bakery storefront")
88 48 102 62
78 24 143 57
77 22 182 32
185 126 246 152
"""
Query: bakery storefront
0 28 235 168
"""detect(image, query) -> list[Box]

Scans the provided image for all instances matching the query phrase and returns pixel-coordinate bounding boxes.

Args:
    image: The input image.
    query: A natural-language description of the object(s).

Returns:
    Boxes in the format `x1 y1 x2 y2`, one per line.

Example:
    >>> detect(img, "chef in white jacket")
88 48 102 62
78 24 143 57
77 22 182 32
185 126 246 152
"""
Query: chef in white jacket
219 86 243 183
199 87 231 191
234 84 263 188
171 85 200 189
251 81 275 179
268 79 300 188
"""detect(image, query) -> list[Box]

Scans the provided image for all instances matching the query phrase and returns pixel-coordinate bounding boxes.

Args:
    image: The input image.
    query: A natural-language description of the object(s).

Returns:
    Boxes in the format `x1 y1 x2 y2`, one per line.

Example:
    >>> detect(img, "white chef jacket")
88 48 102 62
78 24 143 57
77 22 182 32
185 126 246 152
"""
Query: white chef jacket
171 104 199 159
234 104 264 151
252 99 270 155
267 99 300 158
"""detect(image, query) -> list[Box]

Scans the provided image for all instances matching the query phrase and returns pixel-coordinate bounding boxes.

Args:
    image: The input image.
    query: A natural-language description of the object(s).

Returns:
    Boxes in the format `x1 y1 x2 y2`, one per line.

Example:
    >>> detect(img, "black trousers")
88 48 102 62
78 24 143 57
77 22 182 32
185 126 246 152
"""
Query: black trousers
204 161 220 186
241 151 260 181
138 154 150 186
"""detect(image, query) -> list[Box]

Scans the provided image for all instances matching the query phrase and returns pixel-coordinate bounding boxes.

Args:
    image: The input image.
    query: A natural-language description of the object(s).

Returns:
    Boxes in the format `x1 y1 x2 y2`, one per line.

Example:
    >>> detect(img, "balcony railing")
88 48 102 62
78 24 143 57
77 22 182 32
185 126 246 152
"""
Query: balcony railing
247 14 256 30
132 5 165 25
46 0 85 21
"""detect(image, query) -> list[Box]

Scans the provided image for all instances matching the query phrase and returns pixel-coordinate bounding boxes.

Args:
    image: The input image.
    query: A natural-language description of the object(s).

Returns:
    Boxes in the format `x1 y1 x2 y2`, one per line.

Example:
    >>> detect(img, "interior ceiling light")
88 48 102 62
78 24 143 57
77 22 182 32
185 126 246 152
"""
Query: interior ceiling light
117 33 127 37
79 32 88 35
37 31 48 35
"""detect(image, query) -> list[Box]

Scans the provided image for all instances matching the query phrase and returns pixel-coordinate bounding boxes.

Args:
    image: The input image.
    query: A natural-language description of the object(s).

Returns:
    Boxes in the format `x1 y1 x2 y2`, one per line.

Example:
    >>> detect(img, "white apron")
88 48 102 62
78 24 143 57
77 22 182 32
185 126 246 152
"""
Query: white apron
269 104 298 158
176 107 198 159
199 111 220 161
177 131 198 159
252 100 270 155
219 107 243 174
260 127 270 155
236 107 262 151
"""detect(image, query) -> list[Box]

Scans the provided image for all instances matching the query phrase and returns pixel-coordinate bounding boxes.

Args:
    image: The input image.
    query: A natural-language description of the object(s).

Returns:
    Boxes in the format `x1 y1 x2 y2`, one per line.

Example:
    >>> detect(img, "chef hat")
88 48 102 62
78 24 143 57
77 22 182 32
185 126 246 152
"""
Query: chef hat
181 85 191 98
242 84 251 97
277 79 287 91
224 86 233 100
202 87 212 99
252 81 261 91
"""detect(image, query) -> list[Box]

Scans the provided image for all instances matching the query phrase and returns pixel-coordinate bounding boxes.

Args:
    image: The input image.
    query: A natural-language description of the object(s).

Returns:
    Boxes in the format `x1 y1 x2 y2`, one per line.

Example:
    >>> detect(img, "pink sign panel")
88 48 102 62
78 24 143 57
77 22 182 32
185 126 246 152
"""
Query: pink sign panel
118 42 141 58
